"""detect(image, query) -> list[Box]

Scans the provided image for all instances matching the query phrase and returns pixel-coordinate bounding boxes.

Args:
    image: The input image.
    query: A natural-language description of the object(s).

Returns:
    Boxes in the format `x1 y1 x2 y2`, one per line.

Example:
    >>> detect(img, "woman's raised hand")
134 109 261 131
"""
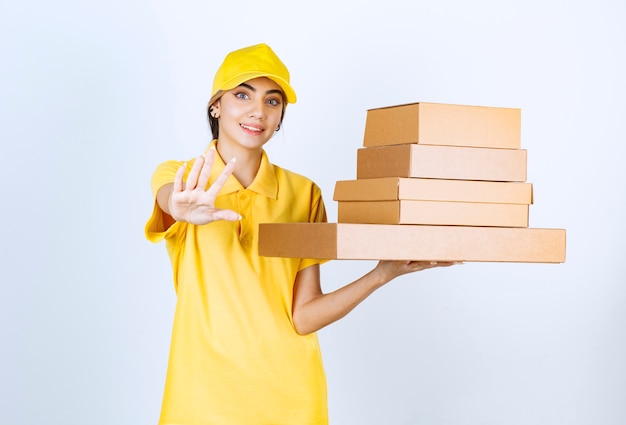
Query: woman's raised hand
168 147 241 225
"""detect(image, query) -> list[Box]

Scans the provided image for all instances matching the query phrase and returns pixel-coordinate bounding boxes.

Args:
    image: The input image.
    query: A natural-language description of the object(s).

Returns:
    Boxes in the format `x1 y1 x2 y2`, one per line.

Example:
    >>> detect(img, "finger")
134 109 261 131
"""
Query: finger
196 147 216 191
185 154 205 191
403 260 455 272
213 209 242 222
206 157 236 199
423 261 456 269
173 162 187 192
433 261 457 267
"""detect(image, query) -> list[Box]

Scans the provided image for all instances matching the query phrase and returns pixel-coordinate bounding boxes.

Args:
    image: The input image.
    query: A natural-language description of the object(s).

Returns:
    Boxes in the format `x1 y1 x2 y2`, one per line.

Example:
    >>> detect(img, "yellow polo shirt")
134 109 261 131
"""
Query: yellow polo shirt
145 142 329 425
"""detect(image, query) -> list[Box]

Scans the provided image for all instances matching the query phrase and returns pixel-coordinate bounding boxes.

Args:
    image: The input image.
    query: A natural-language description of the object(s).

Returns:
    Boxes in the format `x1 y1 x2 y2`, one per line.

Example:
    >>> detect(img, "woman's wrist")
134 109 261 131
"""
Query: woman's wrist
368 264 394 289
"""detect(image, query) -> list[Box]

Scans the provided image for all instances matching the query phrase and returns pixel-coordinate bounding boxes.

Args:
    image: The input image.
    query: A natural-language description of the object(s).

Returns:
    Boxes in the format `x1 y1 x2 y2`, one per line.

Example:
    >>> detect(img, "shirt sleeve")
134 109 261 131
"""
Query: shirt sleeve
298 183 329 271
144 160 186 243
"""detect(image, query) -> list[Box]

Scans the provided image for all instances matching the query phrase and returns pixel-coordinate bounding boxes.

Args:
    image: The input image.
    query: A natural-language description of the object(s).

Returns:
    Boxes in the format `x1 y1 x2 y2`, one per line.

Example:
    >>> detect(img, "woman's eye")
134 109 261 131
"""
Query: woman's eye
235 92 249 100
266 98 280 106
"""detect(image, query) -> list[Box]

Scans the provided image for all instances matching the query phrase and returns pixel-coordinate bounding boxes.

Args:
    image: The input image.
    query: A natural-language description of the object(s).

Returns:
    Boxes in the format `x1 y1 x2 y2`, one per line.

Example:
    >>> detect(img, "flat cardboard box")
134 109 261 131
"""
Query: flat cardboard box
333 177 533 204
258 223 566 263
363 102 521 149
357 144 527 182
337 200 529 227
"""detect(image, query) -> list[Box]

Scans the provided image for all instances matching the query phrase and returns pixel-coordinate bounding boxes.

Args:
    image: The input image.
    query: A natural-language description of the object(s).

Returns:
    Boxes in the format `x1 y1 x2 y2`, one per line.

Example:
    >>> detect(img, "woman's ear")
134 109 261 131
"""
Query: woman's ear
209 101 221 119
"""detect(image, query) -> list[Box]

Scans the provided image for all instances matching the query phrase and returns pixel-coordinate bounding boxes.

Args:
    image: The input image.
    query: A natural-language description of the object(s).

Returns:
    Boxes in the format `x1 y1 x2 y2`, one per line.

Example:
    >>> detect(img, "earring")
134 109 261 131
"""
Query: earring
276 123 281 132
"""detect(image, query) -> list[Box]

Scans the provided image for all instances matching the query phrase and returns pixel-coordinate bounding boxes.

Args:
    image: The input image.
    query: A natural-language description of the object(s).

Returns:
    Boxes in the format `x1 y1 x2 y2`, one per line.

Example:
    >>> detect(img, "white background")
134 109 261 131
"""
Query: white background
1 0 625 424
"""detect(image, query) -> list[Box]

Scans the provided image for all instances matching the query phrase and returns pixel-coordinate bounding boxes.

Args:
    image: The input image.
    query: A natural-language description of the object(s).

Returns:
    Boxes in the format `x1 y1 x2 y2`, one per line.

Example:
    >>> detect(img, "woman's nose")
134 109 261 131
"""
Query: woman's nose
248 100 265 119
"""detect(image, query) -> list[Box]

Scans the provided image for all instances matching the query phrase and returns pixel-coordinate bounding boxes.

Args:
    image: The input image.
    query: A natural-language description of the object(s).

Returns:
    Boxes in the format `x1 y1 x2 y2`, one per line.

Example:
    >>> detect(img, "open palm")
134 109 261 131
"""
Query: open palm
169 148 241 225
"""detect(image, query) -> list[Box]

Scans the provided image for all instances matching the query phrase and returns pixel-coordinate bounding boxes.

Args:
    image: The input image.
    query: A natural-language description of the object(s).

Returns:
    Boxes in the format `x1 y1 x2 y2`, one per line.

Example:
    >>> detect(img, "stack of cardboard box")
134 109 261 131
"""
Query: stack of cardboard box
259 102 566 263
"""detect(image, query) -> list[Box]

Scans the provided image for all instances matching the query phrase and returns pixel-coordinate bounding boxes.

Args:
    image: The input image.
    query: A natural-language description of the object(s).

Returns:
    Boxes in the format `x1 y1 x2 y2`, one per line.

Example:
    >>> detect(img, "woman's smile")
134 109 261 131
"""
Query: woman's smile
240 122 265 134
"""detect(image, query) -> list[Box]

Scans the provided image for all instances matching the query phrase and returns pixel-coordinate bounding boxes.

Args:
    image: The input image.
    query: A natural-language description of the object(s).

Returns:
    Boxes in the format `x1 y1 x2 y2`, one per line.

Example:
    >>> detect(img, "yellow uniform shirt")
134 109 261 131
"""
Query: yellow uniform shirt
145 143 329 425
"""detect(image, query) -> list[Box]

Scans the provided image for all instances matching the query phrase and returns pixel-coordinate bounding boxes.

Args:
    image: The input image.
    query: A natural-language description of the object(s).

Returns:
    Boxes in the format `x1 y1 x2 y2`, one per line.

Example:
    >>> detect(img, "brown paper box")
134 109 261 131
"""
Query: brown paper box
333 177 533 204
337 200 529 227
258 223 566 263
363 102 521 149
357 144 527 182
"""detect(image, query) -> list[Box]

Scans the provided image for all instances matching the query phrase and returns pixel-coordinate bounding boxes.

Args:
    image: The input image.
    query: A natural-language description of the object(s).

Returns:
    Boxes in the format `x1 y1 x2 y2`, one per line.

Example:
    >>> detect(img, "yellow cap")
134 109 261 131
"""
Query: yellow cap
208 43 296 106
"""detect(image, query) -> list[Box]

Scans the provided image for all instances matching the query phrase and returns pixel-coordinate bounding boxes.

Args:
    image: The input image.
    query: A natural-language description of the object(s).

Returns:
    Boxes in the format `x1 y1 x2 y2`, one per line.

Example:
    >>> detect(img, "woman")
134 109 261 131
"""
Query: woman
146 43 452 425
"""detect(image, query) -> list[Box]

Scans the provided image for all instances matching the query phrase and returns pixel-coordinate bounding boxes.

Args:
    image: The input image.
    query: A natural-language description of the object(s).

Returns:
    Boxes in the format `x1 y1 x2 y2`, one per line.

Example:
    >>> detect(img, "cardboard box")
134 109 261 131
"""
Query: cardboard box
363 102 521 149
337 200 529 227
357 144 527 182
258 223 566 263
333 177 533 204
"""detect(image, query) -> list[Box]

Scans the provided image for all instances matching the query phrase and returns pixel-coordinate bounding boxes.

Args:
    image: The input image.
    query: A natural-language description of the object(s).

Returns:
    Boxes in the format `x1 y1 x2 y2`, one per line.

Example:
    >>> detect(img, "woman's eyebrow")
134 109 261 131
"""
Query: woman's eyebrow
239 82 256 91
238 82 283 97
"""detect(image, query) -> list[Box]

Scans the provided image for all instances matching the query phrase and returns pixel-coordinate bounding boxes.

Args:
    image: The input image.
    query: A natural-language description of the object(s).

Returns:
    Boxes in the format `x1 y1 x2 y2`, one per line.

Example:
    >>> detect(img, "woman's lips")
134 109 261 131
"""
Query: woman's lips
240 123 264 134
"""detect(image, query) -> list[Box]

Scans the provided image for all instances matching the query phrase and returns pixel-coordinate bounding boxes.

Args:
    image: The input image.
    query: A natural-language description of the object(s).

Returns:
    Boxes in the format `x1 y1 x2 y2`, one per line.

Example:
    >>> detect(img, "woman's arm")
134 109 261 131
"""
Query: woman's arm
291 261 454 335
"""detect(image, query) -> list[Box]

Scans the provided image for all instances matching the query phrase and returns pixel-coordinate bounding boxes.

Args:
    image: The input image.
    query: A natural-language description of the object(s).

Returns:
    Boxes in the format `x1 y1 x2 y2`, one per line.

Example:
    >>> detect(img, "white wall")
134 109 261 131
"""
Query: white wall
1 1 624 424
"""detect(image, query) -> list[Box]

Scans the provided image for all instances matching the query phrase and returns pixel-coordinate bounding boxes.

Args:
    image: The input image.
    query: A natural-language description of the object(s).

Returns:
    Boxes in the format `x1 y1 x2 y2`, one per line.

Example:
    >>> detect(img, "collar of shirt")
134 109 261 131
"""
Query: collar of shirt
208 141 278 200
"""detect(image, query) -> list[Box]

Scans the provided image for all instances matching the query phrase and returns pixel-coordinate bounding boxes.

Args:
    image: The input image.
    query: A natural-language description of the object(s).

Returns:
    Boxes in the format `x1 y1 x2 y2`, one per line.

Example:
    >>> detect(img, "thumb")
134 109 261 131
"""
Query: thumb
214 209 242 222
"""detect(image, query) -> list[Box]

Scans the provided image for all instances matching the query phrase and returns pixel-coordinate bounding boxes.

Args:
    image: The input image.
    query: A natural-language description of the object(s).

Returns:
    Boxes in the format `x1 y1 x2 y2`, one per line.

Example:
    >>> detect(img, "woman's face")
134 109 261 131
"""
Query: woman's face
213 77 284 152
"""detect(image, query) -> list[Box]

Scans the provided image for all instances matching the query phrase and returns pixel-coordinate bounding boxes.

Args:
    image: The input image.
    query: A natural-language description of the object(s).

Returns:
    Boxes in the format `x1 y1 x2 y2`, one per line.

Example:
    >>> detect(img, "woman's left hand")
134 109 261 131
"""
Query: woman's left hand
374 260 459 281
